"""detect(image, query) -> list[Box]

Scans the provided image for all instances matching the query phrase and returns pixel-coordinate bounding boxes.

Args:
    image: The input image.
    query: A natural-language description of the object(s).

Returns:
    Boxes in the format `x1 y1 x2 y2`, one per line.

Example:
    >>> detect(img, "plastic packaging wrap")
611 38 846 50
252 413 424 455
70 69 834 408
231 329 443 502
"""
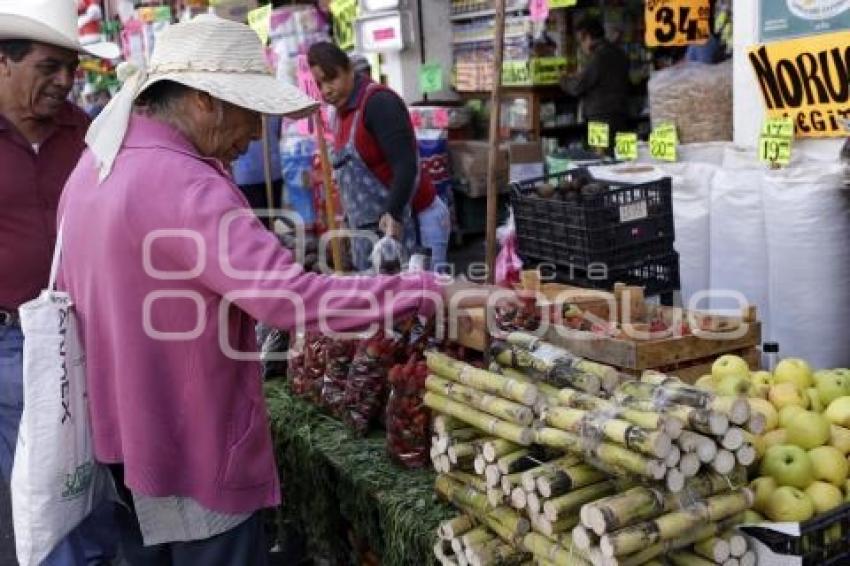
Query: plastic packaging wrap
649 61 732 143
260 326 290 380
320 339 357 417
386 357 431 468
495 209 522 288
288 332 328 402
344 333 398 434
370 235 407 275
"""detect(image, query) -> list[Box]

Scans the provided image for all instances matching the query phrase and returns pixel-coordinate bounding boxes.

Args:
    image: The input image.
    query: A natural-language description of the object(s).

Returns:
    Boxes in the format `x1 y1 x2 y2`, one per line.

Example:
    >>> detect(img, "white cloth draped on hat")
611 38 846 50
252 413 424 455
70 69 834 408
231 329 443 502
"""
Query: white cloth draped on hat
85 14 318 182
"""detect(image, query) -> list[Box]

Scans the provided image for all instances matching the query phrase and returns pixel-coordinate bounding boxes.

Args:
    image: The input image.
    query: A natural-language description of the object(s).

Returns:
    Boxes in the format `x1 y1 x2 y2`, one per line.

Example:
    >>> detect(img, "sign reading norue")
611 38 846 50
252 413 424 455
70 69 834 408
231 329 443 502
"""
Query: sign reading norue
748 31 850 138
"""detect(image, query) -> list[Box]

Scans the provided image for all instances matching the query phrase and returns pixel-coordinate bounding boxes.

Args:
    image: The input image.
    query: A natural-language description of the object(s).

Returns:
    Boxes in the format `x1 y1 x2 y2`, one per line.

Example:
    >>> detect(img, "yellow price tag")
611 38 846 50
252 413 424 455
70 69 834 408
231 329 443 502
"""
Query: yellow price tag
330 0 358 51
502 61 531 86
649 123 678 162
420 63 443 94
588 122 610 149
615 132 638 161
549 0 577 8
761 117 794 138
247 4 272 45
759 136 792 165
645 0 710 47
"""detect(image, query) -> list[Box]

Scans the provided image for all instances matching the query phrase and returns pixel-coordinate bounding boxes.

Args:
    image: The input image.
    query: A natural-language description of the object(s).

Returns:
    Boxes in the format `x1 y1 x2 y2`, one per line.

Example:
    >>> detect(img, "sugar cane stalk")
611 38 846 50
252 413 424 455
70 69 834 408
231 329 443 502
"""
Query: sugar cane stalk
427 375 535 426
536 463 608 499
424 392 535 445
543 480 618 522
427 351 539 406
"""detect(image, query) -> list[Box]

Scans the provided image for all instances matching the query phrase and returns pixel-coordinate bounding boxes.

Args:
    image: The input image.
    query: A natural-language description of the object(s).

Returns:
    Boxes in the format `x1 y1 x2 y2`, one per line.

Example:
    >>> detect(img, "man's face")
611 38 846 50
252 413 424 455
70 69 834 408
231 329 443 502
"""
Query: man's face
0 43 79 119
578 32 594 56
192 96 262 163
310 65 354 110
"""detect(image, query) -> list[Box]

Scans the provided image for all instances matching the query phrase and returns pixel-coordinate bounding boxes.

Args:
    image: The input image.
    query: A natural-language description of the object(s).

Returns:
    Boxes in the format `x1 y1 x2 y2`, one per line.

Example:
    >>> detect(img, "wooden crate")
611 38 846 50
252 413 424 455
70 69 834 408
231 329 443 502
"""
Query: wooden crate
615 346 761 383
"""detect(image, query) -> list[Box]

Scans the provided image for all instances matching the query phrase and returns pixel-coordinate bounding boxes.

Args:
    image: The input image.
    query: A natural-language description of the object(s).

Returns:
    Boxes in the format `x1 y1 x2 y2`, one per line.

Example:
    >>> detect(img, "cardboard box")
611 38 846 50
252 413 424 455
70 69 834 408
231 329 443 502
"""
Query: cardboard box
508 141 544 183
449 141 509 198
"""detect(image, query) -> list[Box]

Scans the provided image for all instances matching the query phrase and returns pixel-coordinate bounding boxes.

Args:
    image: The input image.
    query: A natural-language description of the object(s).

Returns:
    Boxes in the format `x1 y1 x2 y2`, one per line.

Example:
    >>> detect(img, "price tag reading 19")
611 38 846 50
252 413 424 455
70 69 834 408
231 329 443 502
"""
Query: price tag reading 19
645 0 710 47
759 117 794 166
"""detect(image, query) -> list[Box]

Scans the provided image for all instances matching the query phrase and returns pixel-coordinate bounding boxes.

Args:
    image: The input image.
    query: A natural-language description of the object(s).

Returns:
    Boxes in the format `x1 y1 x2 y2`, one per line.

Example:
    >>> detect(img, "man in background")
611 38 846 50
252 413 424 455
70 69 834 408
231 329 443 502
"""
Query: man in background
561 16 631 154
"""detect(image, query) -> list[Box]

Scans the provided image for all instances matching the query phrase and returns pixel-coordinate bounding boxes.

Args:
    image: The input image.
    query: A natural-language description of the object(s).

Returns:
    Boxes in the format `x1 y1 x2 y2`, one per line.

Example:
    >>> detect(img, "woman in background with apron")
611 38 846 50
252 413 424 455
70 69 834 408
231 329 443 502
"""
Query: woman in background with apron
308 42 450 272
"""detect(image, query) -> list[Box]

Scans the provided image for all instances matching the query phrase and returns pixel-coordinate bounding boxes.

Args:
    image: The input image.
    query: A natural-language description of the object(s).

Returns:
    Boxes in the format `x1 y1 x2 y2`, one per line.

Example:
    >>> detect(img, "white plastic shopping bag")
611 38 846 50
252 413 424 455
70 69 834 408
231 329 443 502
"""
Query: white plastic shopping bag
11 225 112 566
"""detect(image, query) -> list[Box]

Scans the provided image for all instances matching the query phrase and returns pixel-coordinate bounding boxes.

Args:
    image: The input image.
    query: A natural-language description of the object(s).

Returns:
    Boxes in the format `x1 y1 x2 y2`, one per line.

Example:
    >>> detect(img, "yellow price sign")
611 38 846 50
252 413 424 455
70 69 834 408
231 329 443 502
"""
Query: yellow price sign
549 0 577 8
330 0 358 51
502 61 531 86
649 123 678 162
247 4 272 45
615 132 638 161
588 122 610 149
761 117 794 138
645 0 710 47
759 136 792 165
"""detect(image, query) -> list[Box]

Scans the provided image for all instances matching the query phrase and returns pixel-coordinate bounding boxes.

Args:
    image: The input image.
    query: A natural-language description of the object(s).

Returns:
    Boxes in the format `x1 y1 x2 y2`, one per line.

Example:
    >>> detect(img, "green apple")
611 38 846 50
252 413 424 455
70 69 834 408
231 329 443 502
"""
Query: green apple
743 509 765 524
809 446 849 487
786 411 831 450
807 388 825 413
765 486 815 522
694 374 716 391
825 396 850 427
750 383 771 400
712 355 751 381
761 445 815 488
829 425 850 455
752 370 774 386
750 476 777 514
805 481 844 514
750 398 779 431
717 374 751 397
815 370 850 407
774 358 815 390
779 405 807 429
770 382 808 411
763 429 788 451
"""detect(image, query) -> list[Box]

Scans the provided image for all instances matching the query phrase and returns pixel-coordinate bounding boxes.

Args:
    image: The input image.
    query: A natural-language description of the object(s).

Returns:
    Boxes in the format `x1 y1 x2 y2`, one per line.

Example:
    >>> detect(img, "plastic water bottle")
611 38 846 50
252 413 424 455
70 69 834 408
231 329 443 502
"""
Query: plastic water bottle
762 342 780 372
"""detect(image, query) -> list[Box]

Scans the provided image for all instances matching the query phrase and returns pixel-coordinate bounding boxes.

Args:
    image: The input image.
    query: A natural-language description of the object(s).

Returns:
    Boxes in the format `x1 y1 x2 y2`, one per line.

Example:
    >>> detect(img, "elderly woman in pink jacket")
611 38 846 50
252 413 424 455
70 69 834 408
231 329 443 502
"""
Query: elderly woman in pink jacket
58 15 489 565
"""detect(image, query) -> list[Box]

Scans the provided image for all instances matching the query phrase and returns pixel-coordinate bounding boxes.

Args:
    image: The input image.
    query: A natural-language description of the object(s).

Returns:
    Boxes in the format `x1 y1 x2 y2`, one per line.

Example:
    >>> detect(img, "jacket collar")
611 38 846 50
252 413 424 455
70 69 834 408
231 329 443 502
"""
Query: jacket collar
121 113 228 175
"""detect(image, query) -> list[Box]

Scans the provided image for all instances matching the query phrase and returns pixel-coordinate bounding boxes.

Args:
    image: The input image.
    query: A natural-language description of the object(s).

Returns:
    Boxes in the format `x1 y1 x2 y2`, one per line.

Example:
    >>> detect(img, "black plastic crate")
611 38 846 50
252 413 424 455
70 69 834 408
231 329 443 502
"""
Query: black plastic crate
522 252 681 297
742 504 850 565
511 170 675 270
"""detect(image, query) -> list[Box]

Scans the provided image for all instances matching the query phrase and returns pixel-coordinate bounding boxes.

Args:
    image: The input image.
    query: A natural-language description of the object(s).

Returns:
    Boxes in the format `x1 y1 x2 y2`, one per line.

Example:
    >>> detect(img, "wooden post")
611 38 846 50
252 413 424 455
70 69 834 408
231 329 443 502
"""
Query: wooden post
484 0 507 285
314 114 343 272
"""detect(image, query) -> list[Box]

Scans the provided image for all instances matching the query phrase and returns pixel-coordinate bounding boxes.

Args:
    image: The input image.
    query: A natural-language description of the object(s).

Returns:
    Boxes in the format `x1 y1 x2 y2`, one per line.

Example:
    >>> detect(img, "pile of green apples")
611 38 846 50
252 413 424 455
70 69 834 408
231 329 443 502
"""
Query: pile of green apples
697 354 850 524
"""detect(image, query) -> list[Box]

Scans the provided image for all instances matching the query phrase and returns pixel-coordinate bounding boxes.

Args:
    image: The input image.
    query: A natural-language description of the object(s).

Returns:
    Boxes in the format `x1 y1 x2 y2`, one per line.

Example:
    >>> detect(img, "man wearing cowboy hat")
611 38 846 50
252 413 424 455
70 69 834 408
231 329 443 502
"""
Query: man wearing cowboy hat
0 0 120 564
58 13 488 564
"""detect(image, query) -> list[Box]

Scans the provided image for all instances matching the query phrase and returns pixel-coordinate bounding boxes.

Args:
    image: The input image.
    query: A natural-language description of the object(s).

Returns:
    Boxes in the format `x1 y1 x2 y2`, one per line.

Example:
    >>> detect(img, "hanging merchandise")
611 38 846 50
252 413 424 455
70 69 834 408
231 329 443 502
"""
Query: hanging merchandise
329 0 358 51
120 6 172 66
77 0 106 45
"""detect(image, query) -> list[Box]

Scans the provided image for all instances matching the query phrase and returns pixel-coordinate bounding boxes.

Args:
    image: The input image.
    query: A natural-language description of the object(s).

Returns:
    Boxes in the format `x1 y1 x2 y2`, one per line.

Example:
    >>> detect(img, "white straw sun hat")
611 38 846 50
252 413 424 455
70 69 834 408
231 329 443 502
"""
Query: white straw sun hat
86 14 319 181
0 0 120 59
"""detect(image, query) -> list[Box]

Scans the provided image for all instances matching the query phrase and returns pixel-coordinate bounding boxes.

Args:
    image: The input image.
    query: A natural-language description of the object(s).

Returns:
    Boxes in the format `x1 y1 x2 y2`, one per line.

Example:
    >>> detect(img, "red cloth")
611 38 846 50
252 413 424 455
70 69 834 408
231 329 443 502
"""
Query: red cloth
0 102 89 310
333 79 436 214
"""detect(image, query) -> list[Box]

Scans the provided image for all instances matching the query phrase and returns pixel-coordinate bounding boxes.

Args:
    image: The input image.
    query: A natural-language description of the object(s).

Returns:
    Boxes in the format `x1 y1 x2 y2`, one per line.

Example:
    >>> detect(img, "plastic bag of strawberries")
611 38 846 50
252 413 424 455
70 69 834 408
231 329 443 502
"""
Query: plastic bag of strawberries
288 331 329 403
385 355 430 468
343 332 401 434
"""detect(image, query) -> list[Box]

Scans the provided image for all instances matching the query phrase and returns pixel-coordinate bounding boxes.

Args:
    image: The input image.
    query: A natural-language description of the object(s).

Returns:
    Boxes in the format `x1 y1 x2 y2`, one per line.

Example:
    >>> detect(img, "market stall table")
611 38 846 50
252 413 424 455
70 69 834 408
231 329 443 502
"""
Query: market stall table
265 381 454 565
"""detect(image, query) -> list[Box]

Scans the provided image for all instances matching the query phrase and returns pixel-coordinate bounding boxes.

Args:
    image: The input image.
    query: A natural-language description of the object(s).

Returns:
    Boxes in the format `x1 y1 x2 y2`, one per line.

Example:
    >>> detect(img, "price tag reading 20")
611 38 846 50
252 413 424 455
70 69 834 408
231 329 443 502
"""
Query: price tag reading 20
615 132 638 161
650 123 678 162
645 0 710 47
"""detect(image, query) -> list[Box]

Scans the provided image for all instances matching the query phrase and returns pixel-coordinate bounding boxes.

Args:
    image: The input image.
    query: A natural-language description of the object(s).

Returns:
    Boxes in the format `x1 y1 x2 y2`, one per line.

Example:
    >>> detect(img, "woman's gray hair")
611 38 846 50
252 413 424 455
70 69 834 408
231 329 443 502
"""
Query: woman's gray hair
136 80 224 127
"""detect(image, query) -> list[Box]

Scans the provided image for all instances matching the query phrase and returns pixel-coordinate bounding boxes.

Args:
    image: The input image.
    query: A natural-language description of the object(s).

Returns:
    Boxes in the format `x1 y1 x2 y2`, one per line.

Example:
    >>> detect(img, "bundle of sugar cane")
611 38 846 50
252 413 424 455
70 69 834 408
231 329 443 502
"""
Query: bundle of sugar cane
596 512 746 566
556 387 683 437
427 375 536 426
427 351 539 406
520 532 593 566
598 488 754 558
579 468 747 536
424 392 536 446
490 341 604 395
540 405 672 459
433 425 484 454
435 475 531 541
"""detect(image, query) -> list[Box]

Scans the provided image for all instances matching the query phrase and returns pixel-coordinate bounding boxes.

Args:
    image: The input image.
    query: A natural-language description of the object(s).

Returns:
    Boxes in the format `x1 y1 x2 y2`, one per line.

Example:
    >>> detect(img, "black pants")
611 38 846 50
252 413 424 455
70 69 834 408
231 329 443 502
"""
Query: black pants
109 466 268 566
238 180 284 212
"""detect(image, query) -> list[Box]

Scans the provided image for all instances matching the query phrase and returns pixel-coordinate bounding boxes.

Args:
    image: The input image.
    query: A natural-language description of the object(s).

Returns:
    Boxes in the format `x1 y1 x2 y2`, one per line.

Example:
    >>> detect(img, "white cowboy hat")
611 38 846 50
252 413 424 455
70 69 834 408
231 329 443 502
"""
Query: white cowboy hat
86 13 319 181
0 0 120 59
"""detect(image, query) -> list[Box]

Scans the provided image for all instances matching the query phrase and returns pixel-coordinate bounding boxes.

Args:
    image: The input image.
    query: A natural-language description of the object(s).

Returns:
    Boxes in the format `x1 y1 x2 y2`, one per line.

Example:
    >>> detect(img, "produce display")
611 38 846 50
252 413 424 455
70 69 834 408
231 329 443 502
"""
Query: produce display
425 339 756 566
695 356 850 529
386 356 431 468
